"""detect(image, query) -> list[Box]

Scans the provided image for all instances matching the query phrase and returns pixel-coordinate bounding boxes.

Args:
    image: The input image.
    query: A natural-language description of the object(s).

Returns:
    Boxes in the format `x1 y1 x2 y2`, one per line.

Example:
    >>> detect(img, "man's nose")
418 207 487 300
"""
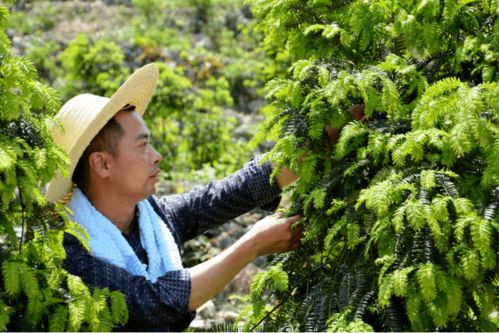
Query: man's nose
151 146 162 164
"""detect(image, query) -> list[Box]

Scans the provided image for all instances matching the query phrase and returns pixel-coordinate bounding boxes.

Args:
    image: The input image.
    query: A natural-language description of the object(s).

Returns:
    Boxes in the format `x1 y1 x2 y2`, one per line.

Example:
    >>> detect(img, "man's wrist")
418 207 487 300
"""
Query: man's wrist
239 226 268 261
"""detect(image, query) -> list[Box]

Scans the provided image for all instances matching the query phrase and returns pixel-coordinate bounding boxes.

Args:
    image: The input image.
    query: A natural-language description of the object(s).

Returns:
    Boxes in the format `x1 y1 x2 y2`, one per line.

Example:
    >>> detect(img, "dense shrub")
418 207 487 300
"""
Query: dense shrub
243 0 499 331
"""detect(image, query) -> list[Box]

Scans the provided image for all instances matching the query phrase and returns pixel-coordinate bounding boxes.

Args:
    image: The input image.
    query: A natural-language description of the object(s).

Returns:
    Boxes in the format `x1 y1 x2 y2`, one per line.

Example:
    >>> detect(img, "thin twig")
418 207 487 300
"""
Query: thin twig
18 187 25 253
249 293 290 332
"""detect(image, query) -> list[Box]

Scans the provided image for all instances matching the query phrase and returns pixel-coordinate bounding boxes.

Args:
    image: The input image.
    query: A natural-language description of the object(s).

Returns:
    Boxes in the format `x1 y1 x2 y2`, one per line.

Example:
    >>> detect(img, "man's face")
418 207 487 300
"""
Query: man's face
108 110 162 201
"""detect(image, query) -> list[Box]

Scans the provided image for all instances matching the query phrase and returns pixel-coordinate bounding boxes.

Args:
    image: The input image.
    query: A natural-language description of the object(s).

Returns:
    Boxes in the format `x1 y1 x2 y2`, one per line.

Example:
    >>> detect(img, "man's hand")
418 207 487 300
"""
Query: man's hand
188 214 303 311
325 104 366 146
241 213 303 256
349 104 366 122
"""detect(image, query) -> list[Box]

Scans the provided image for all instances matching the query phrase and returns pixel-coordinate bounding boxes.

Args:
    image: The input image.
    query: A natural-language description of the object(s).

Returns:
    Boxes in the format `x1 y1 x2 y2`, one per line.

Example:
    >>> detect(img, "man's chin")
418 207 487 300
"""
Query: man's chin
146 186 157 198
145 178 158 196
134 188 156 202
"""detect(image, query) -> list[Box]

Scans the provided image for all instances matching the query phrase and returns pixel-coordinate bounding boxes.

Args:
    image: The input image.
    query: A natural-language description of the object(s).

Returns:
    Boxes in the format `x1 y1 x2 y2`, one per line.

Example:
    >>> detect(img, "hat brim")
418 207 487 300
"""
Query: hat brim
45 63 159 203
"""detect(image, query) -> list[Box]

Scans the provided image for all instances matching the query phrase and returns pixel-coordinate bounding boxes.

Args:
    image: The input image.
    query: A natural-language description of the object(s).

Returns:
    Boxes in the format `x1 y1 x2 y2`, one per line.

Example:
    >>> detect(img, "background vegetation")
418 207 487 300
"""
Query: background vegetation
8 0 273 181
1 0 498 331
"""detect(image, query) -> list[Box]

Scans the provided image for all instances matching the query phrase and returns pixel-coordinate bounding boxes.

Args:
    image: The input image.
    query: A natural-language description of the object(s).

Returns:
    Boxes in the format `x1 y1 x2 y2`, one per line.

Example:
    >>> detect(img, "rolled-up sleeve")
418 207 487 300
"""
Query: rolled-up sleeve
156 270 191 314
157 155 282 242
244 155 282 209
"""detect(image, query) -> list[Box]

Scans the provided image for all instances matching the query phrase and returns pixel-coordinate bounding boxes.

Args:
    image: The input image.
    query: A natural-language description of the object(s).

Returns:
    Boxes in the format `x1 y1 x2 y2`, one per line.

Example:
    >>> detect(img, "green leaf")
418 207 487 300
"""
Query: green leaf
346 319 374 332
110 291 128 325
431 196 450 222
427 297 448 328
2 261 20 296
449 123 472 157
392 266 415 297
444 276 462 316
0 145 15 171
461 249 479 280
49 306 67 332
420 170 436 190
307 111 325 139
417 263 437 302
268 263 289 292
303 24 325 35
19 263 40 299
68 300 85 332
323 23 342 39
291 60 314 81
470 218 493 267
326 199 347 216
406 199 426 230
335 122 368 160
33 147 47 170
378 275 393 307
406 289 422 329
67 274 90 297
357 179 395 216
0 300 12 331
312 188 327 209
25 294 43 328
324 217 347 251
346 223 361 249
251 263 289 296
392 205 406 233
317 65 330 87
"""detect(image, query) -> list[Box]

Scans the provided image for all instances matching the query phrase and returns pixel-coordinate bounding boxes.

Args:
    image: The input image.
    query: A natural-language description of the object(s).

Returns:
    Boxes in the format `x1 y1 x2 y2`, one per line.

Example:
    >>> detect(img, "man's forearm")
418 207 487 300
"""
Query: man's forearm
187 214 302 311
188 235 256 311
274 164 300 189
272 127 341 189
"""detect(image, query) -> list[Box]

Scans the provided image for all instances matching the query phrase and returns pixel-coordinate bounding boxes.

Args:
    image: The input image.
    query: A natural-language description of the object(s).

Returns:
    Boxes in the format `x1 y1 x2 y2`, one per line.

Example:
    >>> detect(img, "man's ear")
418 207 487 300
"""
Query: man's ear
88 152 112 178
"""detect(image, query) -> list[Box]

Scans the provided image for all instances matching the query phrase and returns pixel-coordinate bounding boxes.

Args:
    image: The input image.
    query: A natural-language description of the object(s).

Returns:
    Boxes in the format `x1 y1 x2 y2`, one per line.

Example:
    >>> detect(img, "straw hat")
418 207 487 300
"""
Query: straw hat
45 63 159 203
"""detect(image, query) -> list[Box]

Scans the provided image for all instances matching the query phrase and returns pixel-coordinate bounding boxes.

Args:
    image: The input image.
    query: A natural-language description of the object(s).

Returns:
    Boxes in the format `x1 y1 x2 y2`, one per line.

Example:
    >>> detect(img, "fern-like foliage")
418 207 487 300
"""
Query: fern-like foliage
245 0 498 331
0 4 128 331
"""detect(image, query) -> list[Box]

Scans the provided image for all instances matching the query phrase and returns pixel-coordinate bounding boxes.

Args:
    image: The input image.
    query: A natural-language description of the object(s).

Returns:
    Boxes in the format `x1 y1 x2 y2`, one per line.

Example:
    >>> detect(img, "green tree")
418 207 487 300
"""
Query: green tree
59 34 130 100
0 3 127 330
244 0 499 331
147 61 250 179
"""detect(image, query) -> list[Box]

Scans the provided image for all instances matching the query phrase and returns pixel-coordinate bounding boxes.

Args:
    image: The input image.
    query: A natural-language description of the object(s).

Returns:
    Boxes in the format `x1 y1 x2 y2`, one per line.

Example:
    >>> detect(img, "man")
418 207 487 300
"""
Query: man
46 64 303 331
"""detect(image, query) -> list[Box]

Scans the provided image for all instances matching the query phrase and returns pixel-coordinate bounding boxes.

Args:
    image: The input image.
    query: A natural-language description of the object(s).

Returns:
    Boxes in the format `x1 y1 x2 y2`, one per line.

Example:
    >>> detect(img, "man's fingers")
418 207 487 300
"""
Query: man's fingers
291 223 304 234
291 231 302 244
350 104 365 121
290 232 303 249
284 214 302 223
290 223 304 249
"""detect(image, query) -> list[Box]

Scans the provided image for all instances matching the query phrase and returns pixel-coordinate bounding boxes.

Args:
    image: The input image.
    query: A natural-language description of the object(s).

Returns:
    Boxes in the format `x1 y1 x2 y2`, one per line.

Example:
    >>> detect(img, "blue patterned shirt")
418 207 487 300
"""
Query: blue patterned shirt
63 155 281 331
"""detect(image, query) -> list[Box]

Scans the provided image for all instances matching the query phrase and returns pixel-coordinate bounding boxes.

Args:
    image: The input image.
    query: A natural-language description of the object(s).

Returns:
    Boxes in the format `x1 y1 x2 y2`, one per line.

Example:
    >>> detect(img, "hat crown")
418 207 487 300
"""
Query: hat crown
54 94 110 153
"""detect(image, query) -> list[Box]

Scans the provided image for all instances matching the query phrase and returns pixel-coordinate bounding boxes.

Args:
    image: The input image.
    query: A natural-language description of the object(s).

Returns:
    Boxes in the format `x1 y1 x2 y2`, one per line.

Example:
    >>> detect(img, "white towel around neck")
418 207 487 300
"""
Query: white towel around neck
67 188 183 282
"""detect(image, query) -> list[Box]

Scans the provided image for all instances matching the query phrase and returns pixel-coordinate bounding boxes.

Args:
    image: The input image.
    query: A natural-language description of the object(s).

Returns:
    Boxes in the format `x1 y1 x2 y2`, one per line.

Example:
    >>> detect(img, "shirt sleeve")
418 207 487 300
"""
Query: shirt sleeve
63 233 194 331
156 154 282 242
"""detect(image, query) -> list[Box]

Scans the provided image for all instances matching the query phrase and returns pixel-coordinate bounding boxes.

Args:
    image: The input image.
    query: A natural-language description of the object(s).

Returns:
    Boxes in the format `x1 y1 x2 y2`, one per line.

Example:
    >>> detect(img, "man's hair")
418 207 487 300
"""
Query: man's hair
72 104 136 191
